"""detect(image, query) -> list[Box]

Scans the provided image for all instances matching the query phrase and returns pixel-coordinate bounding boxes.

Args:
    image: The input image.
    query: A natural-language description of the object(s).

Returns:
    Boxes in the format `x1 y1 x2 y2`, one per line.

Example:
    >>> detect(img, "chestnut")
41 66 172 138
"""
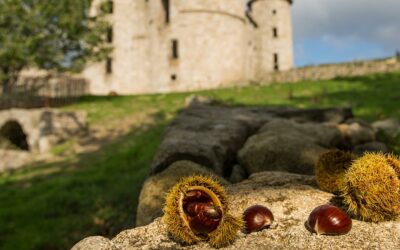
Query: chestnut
188 203 222 234
182 190 223 234
307 204 352 235
243 205 274 233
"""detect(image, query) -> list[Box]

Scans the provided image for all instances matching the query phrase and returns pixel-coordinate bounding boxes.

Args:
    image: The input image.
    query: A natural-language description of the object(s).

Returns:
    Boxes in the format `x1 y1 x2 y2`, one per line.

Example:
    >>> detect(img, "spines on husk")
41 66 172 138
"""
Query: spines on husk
340 152 400 222
208 213 244 248
315 149 356 194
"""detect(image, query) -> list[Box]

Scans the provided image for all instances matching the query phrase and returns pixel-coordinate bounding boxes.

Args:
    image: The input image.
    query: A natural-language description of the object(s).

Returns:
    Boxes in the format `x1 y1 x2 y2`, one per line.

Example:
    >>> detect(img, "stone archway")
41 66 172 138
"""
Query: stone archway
0 120 30 151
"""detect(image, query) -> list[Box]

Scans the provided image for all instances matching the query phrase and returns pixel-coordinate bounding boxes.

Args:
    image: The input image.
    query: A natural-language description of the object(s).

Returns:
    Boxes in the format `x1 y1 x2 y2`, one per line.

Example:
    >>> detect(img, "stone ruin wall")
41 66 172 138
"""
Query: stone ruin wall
0 109 87 172
259 57 400 84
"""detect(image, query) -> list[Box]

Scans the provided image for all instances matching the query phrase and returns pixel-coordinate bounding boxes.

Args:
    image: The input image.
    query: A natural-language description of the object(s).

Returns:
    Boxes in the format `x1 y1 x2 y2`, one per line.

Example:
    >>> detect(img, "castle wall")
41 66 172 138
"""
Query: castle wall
171 0 248 91
112 0 151 94
82 0 112 95
82 0 294 95
251 0 293 77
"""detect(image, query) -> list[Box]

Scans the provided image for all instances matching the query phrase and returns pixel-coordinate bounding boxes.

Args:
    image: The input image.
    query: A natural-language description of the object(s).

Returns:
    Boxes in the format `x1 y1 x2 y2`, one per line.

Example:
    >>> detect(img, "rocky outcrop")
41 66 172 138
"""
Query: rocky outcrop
238 119 345 175
372 118 400 137
73 171 400 250
151 103 353 177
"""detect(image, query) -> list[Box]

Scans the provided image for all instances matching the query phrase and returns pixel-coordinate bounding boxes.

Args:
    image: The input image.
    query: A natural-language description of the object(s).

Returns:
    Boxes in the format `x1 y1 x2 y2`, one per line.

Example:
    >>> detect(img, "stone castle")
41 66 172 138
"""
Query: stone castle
83 0 294 95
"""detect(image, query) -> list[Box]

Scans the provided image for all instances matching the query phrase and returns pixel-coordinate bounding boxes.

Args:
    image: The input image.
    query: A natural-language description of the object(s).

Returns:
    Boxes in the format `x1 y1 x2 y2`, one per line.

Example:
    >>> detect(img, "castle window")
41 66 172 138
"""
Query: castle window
171 74 177 81
106 57 112 74
106 26 113 43
172 39 179 59
274 53 279 71
162 0 170 24
273 27 278 38
273 9 277 15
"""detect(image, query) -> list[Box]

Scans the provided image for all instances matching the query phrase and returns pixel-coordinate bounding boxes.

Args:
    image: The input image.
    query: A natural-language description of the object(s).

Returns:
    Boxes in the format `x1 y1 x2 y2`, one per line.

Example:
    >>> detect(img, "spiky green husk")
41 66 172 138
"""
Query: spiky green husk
162 175 241 247
341 152 400 222
315 150 356 194
208 214 244 248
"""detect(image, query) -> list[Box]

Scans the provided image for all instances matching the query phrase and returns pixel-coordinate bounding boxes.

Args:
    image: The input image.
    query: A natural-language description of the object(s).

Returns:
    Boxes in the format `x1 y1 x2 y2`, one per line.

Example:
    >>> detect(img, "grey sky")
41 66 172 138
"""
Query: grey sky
292 0 400 52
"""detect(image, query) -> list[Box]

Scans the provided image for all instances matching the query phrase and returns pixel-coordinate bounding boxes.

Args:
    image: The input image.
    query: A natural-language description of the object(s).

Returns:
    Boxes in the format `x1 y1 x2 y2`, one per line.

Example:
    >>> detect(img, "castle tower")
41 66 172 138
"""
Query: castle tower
169 0 248 90
248 0 293 77
112 0 151 93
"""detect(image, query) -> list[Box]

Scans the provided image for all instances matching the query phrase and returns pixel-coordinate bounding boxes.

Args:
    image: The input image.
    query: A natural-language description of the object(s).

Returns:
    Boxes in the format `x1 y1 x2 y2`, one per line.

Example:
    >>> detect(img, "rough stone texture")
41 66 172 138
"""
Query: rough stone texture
337 121 375 147
0 108 87 172
73 171 400 250
0 150 31 172
258 119 343 147
372 118 400 137
260 57 400 85
150 105 273 176
239 130 327 175
0 108 87 153
238 119 341 175
229 164 247 184
151 104 353 177
136 160 228 227
71 236 116 250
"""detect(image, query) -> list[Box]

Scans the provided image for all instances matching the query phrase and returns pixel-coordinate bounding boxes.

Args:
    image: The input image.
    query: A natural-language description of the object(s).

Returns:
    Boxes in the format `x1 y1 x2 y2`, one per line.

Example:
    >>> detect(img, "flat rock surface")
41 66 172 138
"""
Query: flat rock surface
73 171 400 250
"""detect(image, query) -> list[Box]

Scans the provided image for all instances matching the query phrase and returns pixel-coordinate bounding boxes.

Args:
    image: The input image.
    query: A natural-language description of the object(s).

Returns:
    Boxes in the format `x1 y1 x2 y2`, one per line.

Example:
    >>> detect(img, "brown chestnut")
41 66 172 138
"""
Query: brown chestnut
189 203 222 234
182 190 223 234
243 205 274 233
307 204 352 235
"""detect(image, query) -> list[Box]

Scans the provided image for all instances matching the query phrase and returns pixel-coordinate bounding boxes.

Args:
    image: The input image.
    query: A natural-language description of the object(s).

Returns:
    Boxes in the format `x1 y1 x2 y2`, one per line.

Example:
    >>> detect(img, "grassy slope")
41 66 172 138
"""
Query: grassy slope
0 72 399 250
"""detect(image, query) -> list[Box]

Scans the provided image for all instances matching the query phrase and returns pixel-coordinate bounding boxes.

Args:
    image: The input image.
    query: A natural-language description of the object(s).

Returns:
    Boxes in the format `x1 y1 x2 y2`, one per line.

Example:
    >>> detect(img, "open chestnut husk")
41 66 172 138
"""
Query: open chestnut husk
243 205 274 233
307 204 352 235
163 176 243 248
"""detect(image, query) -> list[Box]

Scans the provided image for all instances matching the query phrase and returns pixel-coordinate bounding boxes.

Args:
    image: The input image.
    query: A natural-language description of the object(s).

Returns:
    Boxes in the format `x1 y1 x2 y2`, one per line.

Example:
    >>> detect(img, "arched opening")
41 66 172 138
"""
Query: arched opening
0 120 30 151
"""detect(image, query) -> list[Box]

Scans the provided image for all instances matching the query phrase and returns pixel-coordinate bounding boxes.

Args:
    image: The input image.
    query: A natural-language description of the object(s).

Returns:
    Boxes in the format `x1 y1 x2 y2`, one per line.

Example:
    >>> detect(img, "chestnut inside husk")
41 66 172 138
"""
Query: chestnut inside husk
182 189 223 235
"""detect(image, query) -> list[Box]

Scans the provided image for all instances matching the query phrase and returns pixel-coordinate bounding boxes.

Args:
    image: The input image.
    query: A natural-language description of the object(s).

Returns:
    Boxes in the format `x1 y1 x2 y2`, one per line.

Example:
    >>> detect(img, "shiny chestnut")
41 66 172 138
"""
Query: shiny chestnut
307 204 352 235
243 205 274 233
183 190 222 234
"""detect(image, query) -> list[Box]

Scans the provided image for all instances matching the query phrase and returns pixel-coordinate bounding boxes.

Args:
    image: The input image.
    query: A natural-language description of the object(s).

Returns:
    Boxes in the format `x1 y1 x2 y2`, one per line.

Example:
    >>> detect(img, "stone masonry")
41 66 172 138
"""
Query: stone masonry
83 0 294 95
0 109 87 172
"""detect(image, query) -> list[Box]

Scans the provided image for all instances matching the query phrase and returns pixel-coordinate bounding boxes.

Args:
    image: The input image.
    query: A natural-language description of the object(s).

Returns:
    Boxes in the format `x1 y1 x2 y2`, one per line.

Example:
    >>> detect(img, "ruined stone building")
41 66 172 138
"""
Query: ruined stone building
84 0 294 95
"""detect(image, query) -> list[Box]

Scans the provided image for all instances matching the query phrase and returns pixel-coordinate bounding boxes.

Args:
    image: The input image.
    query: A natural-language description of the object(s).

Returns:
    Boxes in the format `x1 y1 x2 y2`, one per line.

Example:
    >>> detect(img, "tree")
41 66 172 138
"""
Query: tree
0 0 111 93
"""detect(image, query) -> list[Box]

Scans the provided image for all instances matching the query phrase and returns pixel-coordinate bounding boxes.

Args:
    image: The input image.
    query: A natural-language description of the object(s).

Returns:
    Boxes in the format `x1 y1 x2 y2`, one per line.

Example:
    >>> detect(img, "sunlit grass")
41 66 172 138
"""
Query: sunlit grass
1 71 400 250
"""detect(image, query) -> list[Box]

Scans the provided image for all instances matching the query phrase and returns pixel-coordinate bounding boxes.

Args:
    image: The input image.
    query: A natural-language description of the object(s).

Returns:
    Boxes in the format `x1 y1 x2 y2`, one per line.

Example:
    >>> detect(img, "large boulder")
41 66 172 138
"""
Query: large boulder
238 131 327 175
73 171 400 250
136 160 228 227
372 118 400 137
151 104 353 177
238 119 338 175
337 121 375 147
257 119 343 147
150 105 273 177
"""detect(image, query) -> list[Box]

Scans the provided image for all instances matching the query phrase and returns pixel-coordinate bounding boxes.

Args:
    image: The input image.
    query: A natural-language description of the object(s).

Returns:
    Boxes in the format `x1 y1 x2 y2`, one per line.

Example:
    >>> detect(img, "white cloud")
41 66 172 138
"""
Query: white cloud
292 0 400 52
